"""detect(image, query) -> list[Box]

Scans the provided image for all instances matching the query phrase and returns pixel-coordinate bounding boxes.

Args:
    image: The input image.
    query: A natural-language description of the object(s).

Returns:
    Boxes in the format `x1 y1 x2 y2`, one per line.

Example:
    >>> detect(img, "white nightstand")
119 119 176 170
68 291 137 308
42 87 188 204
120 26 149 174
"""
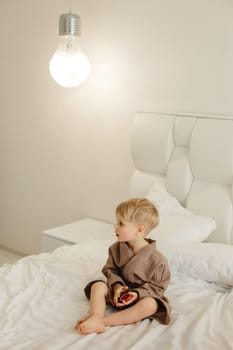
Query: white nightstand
41 218 115 252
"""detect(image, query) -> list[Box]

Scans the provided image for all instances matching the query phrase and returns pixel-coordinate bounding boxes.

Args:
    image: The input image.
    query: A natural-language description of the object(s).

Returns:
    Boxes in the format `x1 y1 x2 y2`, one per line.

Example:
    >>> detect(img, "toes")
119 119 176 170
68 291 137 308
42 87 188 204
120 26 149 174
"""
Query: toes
77 323 85 334
77 318 86 325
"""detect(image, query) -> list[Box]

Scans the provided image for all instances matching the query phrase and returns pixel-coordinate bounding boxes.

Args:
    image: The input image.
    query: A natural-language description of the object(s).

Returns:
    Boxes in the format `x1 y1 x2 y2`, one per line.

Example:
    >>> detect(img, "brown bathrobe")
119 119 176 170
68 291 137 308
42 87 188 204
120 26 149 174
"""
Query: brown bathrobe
84 239 171 325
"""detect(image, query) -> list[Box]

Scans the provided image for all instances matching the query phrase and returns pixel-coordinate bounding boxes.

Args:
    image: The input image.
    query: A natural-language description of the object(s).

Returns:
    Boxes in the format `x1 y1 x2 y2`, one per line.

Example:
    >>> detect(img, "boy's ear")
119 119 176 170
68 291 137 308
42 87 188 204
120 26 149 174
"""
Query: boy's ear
138 224 146 235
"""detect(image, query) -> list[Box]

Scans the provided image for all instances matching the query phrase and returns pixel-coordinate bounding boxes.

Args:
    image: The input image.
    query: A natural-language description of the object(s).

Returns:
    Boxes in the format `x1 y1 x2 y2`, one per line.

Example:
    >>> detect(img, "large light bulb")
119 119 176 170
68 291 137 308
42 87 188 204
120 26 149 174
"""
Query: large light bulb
49 13 90 88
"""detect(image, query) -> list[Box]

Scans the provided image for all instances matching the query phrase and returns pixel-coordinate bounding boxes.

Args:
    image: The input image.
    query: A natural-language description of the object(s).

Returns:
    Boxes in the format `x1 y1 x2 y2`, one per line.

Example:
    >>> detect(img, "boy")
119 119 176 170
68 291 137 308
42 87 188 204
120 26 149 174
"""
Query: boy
76 198 171 334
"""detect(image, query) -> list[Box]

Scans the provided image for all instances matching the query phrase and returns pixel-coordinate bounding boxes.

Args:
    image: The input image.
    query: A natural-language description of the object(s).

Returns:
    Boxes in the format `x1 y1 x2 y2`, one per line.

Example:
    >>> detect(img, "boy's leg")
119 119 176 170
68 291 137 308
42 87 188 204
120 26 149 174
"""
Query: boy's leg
104 297 158 327
77 281 108 334
89 281 108 317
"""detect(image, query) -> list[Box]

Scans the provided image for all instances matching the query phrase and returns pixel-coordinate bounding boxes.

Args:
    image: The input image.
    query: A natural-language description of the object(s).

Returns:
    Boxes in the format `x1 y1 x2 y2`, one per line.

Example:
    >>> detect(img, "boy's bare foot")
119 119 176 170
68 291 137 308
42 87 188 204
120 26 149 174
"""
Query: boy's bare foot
77 315 106 334
76 317 88 327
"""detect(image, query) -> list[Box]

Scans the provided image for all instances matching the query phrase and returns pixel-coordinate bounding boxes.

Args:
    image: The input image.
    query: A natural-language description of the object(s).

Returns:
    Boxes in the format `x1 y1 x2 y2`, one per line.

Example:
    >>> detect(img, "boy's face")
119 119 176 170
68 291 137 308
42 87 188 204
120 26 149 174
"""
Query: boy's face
114 217 140 242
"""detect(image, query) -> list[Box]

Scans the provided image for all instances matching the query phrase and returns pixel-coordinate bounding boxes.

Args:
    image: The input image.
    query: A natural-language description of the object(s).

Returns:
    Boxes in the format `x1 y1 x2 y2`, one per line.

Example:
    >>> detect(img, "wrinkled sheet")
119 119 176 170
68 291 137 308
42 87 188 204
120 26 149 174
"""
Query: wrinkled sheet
0 240 232 350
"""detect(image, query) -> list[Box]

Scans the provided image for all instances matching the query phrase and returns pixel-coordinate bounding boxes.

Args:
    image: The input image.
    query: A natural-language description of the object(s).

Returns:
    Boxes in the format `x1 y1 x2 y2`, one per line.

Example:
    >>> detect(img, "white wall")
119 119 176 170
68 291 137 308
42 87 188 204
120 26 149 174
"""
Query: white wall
0 0 233 254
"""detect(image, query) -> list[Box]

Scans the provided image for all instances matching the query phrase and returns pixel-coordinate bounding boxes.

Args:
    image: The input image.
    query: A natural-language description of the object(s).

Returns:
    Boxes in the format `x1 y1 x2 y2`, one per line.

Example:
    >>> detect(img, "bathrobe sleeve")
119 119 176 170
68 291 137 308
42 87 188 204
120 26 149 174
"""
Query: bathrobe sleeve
102 245 126 289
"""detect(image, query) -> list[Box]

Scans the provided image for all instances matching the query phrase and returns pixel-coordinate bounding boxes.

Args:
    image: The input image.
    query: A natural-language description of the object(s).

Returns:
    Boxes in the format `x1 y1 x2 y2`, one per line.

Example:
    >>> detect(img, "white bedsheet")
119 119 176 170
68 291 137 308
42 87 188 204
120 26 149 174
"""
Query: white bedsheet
0 240 232 350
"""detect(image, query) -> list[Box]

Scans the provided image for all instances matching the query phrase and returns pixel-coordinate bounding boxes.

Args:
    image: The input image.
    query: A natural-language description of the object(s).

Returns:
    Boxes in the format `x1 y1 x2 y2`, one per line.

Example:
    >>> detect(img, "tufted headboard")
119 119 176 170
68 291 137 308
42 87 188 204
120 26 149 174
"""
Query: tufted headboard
129 112 233 244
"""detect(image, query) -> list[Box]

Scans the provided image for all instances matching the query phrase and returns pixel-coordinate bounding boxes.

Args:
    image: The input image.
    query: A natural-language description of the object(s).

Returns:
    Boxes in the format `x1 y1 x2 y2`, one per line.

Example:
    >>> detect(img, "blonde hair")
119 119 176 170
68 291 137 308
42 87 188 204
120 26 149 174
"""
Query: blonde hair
115 198 159 235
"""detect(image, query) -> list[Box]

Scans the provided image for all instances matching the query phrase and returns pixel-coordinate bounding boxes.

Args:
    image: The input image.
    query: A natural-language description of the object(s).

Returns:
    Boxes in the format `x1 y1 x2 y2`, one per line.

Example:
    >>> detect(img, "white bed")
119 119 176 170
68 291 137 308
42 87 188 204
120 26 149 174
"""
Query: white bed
1 112 233 350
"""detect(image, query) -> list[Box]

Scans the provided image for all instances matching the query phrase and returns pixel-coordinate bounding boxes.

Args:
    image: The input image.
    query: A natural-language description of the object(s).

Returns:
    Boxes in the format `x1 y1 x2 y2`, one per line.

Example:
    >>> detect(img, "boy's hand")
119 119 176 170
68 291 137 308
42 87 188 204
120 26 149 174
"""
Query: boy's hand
113 284 128 307
113 284 138 307
119 291 138 306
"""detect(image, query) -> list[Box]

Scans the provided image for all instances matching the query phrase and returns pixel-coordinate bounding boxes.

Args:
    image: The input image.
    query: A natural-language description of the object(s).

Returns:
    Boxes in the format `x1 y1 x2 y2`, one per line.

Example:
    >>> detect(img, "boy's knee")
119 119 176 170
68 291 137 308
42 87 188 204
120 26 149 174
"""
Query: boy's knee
91 281 108 293
141 297 158 314
84 280 108 299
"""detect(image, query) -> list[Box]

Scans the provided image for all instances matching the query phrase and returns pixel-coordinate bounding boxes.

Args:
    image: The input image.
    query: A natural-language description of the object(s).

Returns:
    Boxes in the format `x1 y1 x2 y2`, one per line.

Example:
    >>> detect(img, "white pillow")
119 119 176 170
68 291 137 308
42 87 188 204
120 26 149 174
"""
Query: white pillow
162 242 233 287
146 183 216 245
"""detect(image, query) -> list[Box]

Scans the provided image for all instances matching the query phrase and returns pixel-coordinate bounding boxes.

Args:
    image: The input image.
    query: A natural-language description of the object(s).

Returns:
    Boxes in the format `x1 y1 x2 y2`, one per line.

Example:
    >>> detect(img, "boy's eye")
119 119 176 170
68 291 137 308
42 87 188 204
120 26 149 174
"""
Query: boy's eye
119 222 123 226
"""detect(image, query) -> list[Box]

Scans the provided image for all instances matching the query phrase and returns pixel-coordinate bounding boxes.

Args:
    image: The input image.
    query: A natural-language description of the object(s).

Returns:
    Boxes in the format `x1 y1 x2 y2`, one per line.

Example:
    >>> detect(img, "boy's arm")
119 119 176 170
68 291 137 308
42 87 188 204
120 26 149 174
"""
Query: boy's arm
102 247 125 289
